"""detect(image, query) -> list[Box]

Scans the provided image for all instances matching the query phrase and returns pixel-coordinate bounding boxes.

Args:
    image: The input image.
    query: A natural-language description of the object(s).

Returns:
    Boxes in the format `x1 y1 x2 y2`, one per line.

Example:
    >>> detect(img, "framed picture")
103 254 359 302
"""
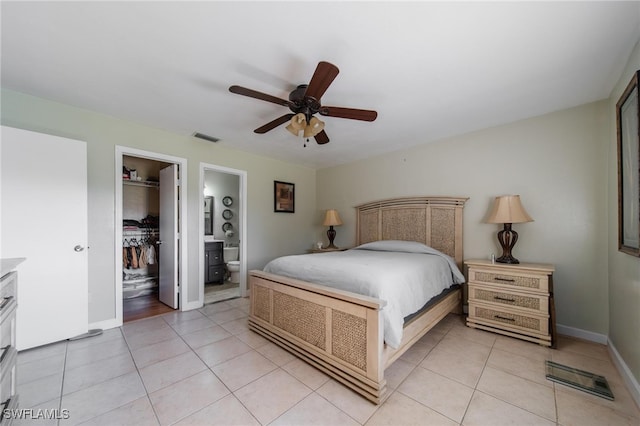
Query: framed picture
616 70 640 257
274 181 295 213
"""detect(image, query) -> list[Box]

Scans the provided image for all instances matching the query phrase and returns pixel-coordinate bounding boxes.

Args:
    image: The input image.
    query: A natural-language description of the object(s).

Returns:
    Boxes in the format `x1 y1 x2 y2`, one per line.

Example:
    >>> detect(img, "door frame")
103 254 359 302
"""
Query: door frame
115 146 188 325
199 163 248 303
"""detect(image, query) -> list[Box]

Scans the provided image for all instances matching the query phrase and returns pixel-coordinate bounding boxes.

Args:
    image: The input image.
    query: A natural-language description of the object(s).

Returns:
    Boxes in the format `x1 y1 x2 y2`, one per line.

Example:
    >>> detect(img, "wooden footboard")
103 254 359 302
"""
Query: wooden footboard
248 270 461 404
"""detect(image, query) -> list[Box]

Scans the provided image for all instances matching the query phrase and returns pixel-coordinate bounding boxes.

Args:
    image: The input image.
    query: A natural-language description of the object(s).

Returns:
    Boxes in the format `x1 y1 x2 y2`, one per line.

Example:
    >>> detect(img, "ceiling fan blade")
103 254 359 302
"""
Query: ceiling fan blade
320 106 378 122
314 130 330 145
304 62 339 100
254 114 294 134
229 85 291 107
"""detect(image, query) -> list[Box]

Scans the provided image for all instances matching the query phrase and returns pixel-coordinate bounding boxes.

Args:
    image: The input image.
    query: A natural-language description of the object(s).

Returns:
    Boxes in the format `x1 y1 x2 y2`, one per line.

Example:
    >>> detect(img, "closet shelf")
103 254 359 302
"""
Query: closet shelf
123 179 159 188
123 228 159 236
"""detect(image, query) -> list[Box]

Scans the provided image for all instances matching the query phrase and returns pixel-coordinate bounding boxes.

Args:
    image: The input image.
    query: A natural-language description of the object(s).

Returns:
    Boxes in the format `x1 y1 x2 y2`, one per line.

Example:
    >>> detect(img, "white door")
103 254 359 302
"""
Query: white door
159 164 178 308
1 126 88 350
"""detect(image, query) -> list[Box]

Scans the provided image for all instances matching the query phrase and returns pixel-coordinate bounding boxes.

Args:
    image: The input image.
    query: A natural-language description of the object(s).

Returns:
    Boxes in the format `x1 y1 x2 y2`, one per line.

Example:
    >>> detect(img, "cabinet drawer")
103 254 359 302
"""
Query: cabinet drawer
468 301 549 336
207 266 224 283
468 283 548 314
468 268 548 293
205 243 224 266
0 303 16 350
0 394 18 426
0 346 17 403
0 272 17 297
208 252 223 266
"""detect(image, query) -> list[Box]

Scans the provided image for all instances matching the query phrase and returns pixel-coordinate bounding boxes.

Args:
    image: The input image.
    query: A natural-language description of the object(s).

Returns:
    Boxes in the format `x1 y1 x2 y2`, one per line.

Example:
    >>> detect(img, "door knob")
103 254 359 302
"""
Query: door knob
74 245 85 252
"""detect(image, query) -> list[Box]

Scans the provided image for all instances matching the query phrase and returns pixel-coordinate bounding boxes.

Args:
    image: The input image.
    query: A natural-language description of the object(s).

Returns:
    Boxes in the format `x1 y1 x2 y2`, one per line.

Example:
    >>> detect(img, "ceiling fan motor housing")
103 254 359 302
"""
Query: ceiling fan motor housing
289 84 321 121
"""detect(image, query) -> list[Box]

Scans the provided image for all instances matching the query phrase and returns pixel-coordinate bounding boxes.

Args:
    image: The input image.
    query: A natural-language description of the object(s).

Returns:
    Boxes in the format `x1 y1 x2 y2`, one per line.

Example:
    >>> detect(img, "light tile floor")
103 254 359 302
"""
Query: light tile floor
15 298 640 425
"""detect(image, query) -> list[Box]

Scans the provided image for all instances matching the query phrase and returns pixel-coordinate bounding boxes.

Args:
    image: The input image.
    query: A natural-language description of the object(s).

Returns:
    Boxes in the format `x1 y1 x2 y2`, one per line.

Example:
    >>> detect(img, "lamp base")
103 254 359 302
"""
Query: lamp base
326 226 338 250
495 254 520 264
496 223 520 264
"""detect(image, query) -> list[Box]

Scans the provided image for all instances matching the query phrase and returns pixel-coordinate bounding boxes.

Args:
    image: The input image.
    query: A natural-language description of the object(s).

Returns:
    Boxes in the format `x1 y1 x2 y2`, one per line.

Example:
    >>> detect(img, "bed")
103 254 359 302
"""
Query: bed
248 196 467 404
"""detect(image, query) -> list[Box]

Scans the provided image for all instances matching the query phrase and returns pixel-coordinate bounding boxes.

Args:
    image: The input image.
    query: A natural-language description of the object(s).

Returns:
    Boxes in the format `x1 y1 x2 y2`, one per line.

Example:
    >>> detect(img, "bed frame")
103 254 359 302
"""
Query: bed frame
248 196 467 403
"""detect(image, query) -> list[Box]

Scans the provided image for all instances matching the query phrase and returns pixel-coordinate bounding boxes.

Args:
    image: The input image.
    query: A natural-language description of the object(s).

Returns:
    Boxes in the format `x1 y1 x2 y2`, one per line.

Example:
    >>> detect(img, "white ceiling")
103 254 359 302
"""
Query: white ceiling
2 1 639 169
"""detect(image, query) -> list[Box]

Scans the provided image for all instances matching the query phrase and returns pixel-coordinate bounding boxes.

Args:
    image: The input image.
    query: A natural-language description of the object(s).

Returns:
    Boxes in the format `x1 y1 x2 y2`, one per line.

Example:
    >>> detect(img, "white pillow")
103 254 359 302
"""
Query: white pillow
354 240 464 283
354 240 433 253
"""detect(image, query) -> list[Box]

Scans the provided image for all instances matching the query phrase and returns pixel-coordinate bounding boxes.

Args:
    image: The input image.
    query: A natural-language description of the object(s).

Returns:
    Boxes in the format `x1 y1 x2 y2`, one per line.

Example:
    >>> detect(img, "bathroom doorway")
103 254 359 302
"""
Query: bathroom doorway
199 163 247 305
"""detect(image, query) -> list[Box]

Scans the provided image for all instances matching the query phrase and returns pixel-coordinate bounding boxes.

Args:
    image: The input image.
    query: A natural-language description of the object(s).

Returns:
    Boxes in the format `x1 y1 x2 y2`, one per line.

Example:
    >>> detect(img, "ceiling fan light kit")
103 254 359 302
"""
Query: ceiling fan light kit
304 116 325 138
285 113 307 136
229 61 377 146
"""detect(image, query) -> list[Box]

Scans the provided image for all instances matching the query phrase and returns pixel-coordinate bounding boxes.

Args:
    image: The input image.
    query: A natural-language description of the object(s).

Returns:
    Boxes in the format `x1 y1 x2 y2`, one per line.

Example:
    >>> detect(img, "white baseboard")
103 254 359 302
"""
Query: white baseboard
88 318 121 331
556 323 608 344
608 339 640 410
557 323 640 409
182 300 203 311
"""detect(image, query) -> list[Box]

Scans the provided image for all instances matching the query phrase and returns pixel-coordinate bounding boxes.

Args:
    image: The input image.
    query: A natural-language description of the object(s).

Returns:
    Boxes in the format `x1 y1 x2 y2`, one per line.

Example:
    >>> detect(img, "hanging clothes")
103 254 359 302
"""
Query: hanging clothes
122 246 129 269
138 244 148 268
147 244 156 265
130 245 139 269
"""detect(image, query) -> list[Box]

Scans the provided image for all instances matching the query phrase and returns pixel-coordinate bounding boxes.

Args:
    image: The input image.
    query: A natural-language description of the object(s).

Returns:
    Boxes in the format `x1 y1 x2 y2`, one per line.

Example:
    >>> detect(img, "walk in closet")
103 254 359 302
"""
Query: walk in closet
122 155 175 322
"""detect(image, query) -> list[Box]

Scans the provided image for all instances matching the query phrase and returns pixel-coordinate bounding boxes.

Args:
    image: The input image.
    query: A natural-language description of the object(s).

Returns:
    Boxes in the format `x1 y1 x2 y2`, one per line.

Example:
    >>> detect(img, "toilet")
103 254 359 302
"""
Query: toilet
223 246 240 283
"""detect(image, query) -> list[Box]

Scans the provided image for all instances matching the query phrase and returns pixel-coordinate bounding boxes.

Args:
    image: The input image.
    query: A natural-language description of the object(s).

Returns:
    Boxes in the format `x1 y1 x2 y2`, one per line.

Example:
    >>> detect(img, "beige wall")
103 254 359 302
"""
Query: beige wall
317 101 610 335
608 39 640 384
2 51 637 386
1 89 317 323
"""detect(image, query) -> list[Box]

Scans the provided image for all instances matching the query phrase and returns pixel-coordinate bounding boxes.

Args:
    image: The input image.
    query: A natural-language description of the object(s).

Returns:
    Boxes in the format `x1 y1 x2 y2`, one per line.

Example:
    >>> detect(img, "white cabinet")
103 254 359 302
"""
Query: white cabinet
0 259 24 423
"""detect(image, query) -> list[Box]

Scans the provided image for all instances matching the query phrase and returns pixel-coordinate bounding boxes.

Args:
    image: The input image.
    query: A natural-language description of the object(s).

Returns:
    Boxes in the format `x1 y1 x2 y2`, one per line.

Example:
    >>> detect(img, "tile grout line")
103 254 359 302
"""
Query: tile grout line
162 304 263 425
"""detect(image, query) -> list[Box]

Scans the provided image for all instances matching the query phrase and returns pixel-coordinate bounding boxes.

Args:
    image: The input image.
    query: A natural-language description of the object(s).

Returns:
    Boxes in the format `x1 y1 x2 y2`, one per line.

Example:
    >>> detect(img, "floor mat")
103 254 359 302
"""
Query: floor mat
545 360 614 400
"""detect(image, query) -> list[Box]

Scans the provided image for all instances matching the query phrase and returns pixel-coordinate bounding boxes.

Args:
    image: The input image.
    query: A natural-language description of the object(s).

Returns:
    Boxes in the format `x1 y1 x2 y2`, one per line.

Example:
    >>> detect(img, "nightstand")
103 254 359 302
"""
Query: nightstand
465 259 556 348
307 247 350 253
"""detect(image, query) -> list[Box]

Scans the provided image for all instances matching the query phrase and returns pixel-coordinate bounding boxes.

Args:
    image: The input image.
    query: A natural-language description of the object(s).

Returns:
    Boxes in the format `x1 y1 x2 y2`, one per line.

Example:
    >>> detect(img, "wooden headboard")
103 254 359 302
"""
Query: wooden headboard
356 196 468 269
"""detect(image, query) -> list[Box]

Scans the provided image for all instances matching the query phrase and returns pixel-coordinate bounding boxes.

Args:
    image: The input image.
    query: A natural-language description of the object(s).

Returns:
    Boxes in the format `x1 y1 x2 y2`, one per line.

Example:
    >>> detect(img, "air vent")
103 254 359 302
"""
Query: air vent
193 132 220 143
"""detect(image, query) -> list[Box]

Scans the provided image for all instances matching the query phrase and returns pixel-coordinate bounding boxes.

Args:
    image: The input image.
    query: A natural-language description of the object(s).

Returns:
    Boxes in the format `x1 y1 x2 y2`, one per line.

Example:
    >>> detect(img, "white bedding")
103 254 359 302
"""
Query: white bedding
263 240 465 348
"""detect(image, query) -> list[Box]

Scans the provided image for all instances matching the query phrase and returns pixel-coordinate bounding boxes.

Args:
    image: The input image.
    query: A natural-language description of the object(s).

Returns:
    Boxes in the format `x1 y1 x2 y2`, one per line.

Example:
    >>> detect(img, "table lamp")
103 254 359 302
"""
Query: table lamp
322 209 343 249
486 195 533 264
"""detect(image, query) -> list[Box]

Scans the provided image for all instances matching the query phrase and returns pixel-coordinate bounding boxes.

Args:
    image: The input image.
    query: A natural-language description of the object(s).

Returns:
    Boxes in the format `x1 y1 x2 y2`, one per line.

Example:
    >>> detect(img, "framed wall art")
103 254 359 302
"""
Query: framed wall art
274 180 295 213
616 70 640 257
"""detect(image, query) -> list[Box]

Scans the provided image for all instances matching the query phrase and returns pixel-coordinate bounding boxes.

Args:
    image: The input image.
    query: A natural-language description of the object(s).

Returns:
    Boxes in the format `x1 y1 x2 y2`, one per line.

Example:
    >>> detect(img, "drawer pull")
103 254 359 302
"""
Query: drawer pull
493 296 516 303
494 277 515 283
494 315 515 322
0 296 13 311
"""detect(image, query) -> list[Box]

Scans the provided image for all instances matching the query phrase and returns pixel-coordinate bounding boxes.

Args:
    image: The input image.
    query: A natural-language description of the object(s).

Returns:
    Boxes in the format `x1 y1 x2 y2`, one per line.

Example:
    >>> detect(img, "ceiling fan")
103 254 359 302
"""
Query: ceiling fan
229 61 377 145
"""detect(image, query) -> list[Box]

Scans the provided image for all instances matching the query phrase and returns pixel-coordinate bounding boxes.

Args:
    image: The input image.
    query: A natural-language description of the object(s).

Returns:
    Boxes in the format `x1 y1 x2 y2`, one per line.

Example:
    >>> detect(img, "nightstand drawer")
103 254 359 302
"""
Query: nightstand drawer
469 268 548 293
468 301 549 336
468 283 548 314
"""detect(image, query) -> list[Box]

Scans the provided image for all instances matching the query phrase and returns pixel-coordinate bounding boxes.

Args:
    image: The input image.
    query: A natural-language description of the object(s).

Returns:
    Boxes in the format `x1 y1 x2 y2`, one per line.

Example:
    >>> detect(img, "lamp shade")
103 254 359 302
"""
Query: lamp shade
304 116 325 138
322 209 343 226
286 113 306 136
486 195 533 224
